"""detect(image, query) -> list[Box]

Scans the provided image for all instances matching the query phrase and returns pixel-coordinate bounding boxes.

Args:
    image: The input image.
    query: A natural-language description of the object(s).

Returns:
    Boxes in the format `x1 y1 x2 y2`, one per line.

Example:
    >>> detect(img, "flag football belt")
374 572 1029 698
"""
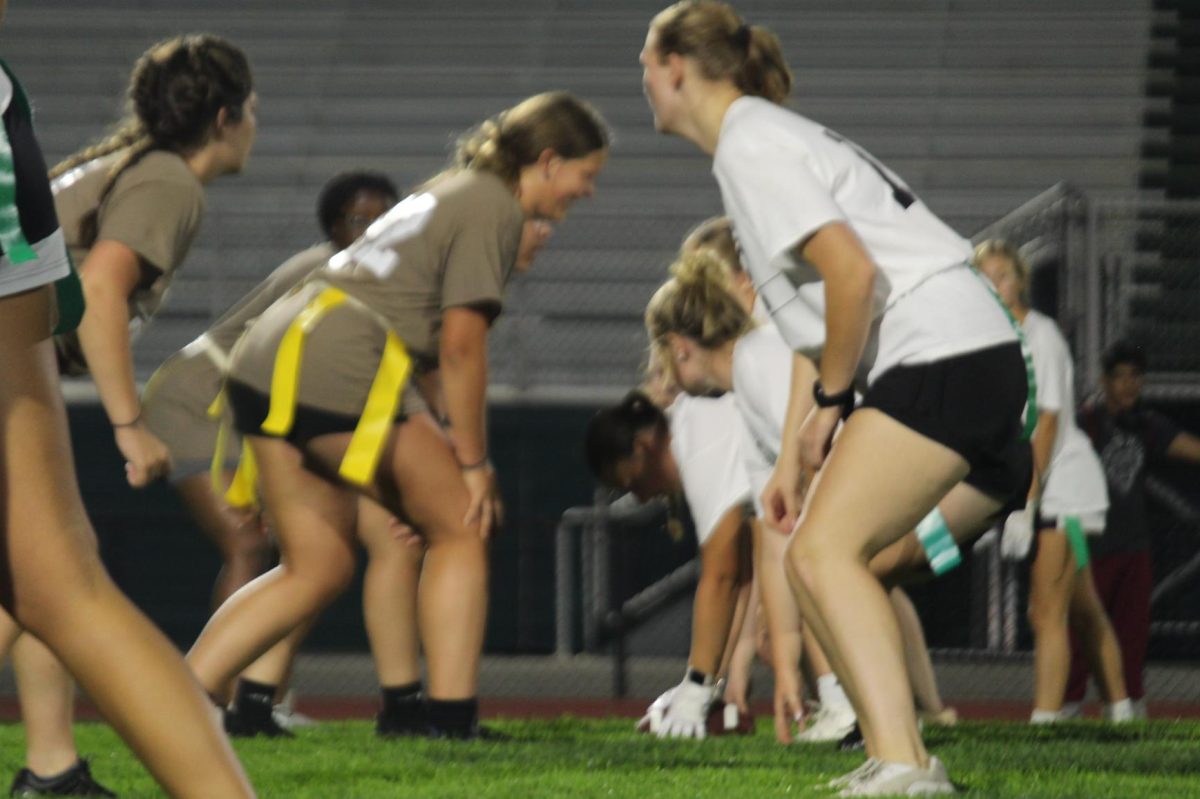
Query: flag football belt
209 285 412 507
915 507 961 576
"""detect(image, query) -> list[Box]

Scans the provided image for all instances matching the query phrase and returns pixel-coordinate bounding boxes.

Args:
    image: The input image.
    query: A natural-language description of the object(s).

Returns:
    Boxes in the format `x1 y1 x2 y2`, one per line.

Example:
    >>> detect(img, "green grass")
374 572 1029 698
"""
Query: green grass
2 718 1200 798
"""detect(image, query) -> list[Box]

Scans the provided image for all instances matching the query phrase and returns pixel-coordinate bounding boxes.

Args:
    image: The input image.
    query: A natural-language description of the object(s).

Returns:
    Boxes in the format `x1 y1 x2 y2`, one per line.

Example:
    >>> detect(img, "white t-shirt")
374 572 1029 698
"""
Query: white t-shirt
1022 310 1108 523
712 96 1013 382
730 324 795 516
668 393 752 546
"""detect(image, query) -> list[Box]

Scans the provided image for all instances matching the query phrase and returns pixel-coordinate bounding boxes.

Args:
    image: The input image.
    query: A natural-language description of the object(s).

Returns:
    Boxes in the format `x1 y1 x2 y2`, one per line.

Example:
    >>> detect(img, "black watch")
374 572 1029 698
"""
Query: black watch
813 380 855 417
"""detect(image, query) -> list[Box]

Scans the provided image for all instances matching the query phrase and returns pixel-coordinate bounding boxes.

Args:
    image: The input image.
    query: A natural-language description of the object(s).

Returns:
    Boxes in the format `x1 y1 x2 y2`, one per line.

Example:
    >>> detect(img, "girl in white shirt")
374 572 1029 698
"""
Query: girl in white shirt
640 3 1030 793
974 240 1131 724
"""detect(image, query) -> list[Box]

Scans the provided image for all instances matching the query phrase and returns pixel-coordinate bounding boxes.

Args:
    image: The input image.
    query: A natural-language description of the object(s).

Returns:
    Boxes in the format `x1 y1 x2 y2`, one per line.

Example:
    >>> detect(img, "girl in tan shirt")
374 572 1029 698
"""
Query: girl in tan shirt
187 92 610 738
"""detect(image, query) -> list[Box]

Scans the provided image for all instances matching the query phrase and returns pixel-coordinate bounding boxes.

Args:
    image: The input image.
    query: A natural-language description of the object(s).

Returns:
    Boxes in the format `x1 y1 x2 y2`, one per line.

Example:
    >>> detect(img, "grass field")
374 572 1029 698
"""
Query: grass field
2 718 1199 798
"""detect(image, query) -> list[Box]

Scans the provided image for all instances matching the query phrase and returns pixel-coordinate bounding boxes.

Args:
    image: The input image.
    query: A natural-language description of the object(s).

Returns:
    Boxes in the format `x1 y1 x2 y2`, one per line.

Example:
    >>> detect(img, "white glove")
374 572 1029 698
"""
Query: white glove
1001 505 1035 561
657 677 718 740
636 686 676 734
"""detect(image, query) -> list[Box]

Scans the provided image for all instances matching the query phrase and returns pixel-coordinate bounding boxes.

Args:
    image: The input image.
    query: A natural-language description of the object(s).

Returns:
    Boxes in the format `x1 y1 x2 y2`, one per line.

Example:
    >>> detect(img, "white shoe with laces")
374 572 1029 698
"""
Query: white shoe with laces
827 758 881 790
838 756 955 796
795 703 857 743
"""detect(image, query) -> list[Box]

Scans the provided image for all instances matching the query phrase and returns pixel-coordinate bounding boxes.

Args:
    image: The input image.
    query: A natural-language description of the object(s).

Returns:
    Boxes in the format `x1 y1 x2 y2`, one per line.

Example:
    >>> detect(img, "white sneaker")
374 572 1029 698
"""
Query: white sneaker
839 756 955 796
827 758 881 790
1058 701 1082 719
273 704 318 730
795 703 857 743
1103 699 1134 724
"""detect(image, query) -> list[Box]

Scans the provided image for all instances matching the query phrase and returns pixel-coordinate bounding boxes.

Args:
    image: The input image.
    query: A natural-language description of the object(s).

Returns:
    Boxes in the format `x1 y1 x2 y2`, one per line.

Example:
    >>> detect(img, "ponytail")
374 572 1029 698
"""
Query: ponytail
50 34 252 246
650 1 792 104
454 91 610 186
584 390 668 483
645 249 752 354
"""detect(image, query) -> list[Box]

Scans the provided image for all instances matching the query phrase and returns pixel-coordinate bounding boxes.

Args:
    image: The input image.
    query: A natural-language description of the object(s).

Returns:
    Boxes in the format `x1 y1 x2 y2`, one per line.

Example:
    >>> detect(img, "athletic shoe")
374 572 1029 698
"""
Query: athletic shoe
838 722 865 751
1103 699 1135 723
796 703 857 743
223 707 294 739
1058 701 1082 720
838 756 955 796
9 759 117 797
426 721 509 741
376 705 428 738
827 758 881 790
272 704 318 731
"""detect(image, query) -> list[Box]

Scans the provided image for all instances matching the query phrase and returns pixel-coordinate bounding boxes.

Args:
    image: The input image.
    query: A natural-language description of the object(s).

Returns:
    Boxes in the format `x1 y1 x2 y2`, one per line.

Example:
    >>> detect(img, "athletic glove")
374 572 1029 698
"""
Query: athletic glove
658 675 718 740
1001 505 1035 560
636 686 676 734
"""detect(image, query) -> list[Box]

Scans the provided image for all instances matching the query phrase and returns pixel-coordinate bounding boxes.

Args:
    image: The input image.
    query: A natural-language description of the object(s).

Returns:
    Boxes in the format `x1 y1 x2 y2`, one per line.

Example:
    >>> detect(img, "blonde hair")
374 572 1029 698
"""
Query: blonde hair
650 1 792 104
973 238 1031 301
454 91 610 186
645 250 753 359
679 215 743 274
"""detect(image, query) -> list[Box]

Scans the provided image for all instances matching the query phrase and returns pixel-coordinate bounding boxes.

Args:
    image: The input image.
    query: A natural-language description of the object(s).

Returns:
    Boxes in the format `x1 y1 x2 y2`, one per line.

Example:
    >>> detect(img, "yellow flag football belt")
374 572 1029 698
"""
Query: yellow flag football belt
210 285 412 507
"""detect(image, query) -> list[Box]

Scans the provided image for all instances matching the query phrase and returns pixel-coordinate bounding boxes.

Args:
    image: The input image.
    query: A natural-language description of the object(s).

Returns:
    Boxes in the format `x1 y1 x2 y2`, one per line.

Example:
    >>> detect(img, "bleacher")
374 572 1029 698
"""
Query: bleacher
5 0 1156 397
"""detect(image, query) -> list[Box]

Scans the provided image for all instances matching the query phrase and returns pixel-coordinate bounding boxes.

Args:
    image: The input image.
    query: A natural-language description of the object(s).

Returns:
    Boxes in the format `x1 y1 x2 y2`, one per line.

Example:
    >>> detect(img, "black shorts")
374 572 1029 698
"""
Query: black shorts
860 342 1032 514
227 379 370 450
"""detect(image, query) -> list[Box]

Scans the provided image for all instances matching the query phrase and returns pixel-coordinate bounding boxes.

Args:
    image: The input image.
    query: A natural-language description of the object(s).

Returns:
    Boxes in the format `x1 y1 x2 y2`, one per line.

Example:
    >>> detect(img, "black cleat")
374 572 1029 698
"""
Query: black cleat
223 707 294 739
838 722 864 752
9 758 117 797
426 721 509 741
376 704 427 738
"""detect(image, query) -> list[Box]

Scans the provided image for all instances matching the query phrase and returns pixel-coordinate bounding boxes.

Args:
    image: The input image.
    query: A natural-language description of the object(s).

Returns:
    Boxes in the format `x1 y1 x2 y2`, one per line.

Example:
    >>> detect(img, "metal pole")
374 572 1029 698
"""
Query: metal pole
555 517 577 658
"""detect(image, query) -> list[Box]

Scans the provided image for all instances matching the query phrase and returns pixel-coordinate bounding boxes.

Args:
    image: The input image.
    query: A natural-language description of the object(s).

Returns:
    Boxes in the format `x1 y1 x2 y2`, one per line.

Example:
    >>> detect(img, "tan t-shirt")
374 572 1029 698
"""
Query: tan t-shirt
52 148 206 372
315 169 523 370
207 242 334 354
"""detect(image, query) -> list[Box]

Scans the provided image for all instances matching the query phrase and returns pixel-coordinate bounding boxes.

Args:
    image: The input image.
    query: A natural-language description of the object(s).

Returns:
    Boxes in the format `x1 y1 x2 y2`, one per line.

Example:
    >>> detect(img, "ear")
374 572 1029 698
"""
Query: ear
666 52 686 91
212 106 232 139
536 148 562 179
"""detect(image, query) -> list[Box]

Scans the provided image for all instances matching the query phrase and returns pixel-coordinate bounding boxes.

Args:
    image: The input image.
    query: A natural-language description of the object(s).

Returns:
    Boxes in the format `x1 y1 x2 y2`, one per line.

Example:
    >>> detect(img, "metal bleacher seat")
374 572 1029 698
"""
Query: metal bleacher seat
6 0 1155 395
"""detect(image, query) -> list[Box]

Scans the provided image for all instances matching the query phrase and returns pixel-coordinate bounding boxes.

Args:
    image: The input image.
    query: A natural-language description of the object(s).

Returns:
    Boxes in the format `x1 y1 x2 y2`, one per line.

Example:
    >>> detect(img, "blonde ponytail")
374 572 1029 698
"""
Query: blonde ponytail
645 250 752 351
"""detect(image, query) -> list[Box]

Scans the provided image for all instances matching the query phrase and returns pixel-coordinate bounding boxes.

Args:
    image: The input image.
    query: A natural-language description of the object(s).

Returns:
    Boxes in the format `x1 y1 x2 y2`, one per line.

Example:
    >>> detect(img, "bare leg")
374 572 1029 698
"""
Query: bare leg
12 635 78 775
358 497 423 688
889 588 952 721
1068 566 1128 705
785 409 999 768
175 473 271 609
1028 530 1075 715
0 287 252 798
186 436 359 701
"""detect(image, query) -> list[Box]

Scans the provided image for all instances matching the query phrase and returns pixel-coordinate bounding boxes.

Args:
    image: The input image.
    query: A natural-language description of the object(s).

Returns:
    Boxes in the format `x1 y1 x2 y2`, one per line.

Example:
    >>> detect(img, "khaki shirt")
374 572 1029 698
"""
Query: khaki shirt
315 169 523 369
52 149 205 373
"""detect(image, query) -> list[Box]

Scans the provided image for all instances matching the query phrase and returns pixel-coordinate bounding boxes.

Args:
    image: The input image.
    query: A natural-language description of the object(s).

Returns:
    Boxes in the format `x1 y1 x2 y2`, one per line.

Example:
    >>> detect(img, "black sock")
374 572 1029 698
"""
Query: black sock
381 681 423 718
234 679 278 724
427 697 478 736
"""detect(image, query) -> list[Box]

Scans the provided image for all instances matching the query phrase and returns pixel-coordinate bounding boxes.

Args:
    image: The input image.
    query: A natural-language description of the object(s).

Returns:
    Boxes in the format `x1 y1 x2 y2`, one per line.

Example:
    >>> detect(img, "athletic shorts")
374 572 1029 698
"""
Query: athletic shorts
226 378 426 452
1036 510 1106 535
141 349 228 481
860 341 1031 514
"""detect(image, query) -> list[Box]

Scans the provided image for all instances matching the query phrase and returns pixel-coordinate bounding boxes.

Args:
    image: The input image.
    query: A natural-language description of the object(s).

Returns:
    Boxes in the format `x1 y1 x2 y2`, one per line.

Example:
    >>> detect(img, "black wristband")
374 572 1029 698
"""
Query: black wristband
685 667 713 686
812 380 854 416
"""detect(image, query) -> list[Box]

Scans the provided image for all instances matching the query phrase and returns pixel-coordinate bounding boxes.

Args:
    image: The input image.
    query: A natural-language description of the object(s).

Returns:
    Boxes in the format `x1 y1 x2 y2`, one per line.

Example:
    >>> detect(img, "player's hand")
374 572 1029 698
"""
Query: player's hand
658 678 717 740
1001 505 1035 560
462 462 503 539
388 517 425 548
760 458 803 534
636 686 676 734
797 405 842 473
114 422 173 487
773 674 803 744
